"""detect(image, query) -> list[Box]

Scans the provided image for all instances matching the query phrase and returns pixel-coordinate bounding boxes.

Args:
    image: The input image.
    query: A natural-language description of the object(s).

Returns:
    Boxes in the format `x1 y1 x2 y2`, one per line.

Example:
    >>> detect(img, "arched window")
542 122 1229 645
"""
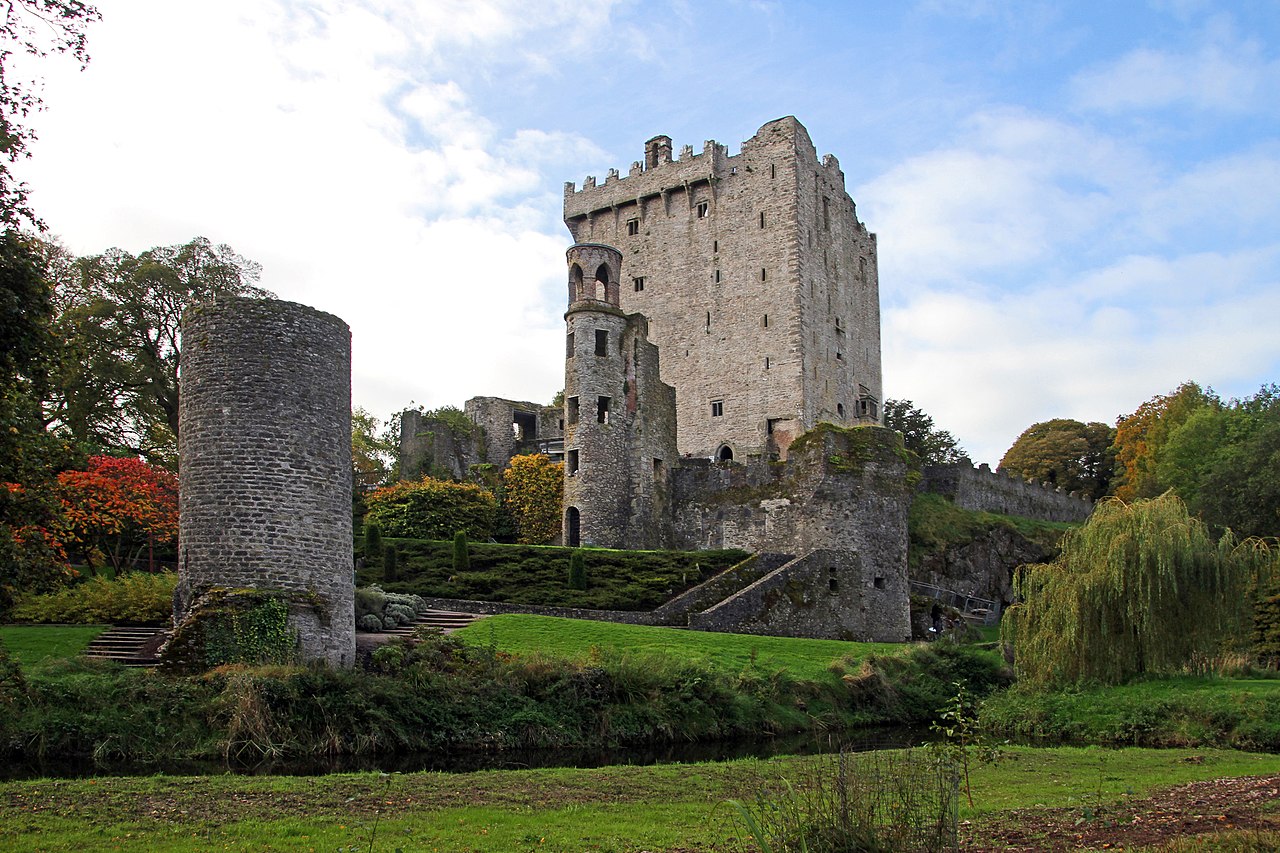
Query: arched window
569 264 584 302
595 264 610 300
717 445 734 462
566 507 581 547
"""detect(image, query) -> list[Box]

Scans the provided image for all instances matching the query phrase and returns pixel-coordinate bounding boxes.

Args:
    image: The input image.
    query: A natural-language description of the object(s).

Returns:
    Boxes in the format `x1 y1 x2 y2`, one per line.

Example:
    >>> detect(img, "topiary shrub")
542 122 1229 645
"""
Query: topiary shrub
383 544 398 581
453 530 470 572
363 523 383 566
568 551 587 590
358 614 384 632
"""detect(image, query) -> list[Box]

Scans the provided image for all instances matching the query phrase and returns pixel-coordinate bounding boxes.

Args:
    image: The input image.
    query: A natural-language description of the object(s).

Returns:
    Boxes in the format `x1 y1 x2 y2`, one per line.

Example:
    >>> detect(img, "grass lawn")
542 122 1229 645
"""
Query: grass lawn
0 625 105 668
0 746 1275 852
452 614 906 682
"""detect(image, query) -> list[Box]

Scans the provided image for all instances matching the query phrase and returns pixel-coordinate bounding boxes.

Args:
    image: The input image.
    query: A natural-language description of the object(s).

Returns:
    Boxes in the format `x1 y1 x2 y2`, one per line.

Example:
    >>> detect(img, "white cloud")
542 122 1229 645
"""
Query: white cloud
1068 31 1280 114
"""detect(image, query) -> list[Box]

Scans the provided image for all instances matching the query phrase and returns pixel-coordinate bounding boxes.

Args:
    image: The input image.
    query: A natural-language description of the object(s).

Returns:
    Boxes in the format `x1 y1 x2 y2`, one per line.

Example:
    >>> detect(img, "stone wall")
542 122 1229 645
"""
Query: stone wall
563 117 882 459
922 460 1093 523
178 297 354 667
398 409 483 480
689 550 909 641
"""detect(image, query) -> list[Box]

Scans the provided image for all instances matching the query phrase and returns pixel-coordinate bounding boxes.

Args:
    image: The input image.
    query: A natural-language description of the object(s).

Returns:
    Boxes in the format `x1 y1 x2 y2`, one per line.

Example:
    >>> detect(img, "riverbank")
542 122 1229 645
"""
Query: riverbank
1 746 1276 851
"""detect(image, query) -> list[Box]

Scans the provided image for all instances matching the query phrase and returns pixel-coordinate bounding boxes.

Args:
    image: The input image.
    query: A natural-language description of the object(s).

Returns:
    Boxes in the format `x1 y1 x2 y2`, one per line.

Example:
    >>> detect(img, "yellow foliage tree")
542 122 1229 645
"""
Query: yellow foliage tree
502 454 564 545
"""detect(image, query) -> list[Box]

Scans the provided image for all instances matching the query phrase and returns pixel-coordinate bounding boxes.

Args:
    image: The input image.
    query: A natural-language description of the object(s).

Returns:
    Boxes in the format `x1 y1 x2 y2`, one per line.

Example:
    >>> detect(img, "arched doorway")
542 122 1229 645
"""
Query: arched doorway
566 506 581 547
717 445 734 462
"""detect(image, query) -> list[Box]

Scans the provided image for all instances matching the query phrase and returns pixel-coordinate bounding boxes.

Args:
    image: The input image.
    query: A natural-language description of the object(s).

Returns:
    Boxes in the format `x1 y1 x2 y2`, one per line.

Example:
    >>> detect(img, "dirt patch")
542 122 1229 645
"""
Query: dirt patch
963 774 1280 851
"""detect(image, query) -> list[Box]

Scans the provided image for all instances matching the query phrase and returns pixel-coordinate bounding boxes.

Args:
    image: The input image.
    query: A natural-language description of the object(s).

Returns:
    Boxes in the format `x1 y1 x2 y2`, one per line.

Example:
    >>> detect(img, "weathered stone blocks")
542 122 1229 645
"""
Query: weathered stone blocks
177 296 354 667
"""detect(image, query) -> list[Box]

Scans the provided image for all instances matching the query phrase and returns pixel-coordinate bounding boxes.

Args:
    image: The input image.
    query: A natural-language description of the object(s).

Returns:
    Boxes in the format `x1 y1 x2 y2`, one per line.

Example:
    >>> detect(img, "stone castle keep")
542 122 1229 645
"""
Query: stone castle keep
178 117 1092 661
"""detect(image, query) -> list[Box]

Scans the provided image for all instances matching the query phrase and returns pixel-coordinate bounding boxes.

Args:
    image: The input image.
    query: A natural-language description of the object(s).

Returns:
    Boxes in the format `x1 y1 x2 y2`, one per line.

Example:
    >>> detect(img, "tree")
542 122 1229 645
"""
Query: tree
502 453 564 545
1158 385 1280 538
1111 382 1220 501
56 455 178 573
0 232 75 614
45 237 270 467
1004 493 1279 688
998 418 1115 500
352 407 396 492
1 0 101 229
882 399 967 465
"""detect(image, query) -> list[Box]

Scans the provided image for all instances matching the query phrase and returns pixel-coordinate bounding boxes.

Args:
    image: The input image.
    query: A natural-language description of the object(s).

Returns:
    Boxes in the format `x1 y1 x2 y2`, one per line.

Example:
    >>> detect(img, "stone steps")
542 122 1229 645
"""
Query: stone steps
381 609 482 638
83 625 167 667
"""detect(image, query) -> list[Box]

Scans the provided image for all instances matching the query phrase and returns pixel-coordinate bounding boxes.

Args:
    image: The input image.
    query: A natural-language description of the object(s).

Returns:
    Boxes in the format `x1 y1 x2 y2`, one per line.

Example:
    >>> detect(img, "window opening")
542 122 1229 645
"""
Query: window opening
696 201 709 218
566 331 574 357
761 268 767 282
770 163 776 179
714 269 721 283
765 357 770 370
823 197 830 231
713 239 718 253
837 402 845 418
633 276 645 292
567 396 579 425
626 218 639 236
874 576 886 590
595 329 608 356
705 311 711 332
567 449 579 474
513 410 537 441
569 264 583 301
597 396 610 424
836 351 843 360
759 211 766 228
762 314 768 328
710 400 724 417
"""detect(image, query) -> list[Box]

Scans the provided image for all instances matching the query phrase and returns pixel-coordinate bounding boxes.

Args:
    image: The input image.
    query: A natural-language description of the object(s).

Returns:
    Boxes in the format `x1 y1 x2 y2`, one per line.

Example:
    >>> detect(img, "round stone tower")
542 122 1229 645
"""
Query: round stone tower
177 296 354 667
563 243 631 547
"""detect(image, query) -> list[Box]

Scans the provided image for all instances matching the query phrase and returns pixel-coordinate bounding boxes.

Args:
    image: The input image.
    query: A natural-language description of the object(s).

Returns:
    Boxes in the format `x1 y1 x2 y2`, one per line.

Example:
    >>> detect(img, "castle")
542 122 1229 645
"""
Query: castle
395 117 1092 643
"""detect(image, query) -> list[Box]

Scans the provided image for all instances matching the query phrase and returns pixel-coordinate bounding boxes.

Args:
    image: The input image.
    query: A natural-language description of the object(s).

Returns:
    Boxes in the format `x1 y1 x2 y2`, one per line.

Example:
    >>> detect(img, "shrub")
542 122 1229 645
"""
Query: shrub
569 551 587 590
383 544 398 581
364 477 498 540
357 614 383 632
363 523 383 566
10 571 177 624
502 454 564 544
354 585 427 632
453 530 469 571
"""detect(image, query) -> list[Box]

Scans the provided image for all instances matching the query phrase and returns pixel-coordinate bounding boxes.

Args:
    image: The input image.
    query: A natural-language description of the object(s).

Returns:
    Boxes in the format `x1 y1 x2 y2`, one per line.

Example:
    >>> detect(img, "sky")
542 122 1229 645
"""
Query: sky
15 0 1280 466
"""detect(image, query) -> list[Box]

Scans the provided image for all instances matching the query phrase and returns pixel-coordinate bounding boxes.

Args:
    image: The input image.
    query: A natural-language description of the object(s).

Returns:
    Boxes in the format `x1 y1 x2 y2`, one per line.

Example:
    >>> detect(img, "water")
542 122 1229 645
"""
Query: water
1 726 932 781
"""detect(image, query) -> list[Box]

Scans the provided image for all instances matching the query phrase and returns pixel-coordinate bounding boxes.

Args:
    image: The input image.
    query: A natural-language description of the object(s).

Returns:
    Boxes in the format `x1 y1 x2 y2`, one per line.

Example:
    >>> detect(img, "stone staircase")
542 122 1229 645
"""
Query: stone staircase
82 625 167 667
381 608 483 639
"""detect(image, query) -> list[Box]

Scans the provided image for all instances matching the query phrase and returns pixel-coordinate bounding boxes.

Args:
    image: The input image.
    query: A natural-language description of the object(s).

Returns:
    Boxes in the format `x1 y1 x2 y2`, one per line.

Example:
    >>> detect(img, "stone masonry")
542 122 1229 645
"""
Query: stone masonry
177 297 355 667
564 116 883 460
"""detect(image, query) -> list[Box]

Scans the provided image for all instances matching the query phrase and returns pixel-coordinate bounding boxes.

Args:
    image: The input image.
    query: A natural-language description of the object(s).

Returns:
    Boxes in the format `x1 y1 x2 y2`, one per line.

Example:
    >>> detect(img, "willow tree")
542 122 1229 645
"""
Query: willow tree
1003 493 1278 688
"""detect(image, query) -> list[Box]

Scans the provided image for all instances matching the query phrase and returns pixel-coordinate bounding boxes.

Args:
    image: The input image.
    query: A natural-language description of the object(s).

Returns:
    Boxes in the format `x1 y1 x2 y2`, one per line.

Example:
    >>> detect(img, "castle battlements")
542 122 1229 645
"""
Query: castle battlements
922 460 1094 523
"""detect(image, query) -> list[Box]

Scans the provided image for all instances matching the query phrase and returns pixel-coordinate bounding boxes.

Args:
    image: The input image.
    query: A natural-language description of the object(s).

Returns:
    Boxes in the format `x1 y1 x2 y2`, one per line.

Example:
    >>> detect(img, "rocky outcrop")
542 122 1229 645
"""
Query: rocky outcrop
914 526 1058 610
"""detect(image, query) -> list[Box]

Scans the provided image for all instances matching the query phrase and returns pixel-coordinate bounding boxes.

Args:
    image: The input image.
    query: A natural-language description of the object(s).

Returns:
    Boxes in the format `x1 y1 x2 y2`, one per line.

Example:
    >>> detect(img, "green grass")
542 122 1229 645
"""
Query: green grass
0 746 1275 851
0 625 105 668
982 675 1280 750
453 614 905 682
358 538 749 611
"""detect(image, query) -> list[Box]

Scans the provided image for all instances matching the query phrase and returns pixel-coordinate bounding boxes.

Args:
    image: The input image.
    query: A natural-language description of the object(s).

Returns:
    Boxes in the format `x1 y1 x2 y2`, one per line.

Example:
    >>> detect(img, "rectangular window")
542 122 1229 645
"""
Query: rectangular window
566 331 575 357
626 218 639 236
567 396 579 425
761 268 767 282
759 211 766 228
714 269 721 283
765 357 770 370
823 197 830 231
595 329 608 356
633 276 645 292
713 239 718 253
597 396 610 424
770 163 776 179
711 400 724 417
762 314 768 328
696 201 709 218
567 449 579 474
836 351 843 360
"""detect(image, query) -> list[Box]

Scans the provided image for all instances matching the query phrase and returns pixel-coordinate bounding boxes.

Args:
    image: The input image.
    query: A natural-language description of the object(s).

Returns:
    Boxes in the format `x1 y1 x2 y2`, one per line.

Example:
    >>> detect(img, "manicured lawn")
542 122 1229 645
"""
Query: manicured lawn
452 613 905 682
0 746 1275 851
0 625 105 668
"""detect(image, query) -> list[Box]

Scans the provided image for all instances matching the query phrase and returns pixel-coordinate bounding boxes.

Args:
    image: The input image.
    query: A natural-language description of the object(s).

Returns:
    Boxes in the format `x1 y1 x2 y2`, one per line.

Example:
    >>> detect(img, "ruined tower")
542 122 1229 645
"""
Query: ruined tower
177 297 355 667
563 117 882 460
562 244 677 549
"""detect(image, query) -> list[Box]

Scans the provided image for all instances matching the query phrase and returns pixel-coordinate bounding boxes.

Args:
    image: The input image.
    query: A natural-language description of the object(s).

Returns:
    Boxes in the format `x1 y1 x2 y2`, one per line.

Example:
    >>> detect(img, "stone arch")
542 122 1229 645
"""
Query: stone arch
717 444 734 462
566 506 581 547
595 263 610 301
569 264 584 302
